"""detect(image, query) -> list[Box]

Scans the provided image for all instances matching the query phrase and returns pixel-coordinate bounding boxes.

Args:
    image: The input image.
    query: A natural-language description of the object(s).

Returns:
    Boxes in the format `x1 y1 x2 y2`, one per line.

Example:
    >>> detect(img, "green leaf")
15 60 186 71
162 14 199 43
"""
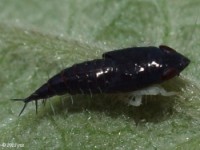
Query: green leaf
0 0 200 149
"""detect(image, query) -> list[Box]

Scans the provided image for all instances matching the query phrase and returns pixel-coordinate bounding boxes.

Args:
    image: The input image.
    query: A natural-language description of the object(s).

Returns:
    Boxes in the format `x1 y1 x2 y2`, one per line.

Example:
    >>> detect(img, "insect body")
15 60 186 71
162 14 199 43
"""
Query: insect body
13 45 190 115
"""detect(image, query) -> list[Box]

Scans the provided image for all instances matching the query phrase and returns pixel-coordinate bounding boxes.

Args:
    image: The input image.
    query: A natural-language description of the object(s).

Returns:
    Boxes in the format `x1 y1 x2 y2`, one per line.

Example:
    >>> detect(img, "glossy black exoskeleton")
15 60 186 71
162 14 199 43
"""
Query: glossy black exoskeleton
13 45 190 115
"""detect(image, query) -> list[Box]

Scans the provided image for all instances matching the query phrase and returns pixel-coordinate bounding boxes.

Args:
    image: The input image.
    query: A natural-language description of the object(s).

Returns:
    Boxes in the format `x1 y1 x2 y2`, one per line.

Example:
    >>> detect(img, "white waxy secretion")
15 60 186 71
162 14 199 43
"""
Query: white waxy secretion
126 85 177 106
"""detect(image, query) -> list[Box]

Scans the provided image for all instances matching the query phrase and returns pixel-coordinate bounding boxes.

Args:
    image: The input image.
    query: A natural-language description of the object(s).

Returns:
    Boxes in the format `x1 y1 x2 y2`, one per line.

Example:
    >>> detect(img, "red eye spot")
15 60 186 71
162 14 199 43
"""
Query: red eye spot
159 45 176 54
162 68 178 80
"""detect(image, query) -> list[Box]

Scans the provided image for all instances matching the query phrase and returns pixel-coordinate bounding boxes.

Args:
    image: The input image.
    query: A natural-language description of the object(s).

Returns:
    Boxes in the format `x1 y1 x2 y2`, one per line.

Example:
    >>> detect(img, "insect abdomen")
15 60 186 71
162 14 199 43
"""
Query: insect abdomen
49 59 117 95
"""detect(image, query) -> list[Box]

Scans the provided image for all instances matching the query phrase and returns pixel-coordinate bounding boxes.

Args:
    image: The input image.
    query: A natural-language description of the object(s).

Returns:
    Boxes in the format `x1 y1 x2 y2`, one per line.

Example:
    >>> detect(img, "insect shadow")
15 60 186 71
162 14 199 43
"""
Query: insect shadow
37 77 189 124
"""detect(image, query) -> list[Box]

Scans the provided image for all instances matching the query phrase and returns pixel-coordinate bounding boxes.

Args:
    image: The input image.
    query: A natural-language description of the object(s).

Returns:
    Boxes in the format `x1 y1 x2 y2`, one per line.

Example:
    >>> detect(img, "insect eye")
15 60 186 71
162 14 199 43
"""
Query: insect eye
159 45 176 54
162 68 178 80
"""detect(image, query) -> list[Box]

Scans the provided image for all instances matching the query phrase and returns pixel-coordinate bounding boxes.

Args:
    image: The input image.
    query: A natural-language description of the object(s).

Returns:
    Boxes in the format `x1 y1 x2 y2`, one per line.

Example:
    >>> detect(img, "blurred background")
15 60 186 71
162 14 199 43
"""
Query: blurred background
0 0 200 149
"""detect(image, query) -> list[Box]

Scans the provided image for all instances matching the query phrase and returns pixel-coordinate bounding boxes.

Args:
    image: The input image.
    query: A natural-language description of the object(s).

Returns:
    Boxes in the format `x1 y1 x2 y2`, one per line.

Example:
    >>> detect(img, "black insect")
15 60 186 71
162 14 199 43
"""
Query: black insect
13 45 190 115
